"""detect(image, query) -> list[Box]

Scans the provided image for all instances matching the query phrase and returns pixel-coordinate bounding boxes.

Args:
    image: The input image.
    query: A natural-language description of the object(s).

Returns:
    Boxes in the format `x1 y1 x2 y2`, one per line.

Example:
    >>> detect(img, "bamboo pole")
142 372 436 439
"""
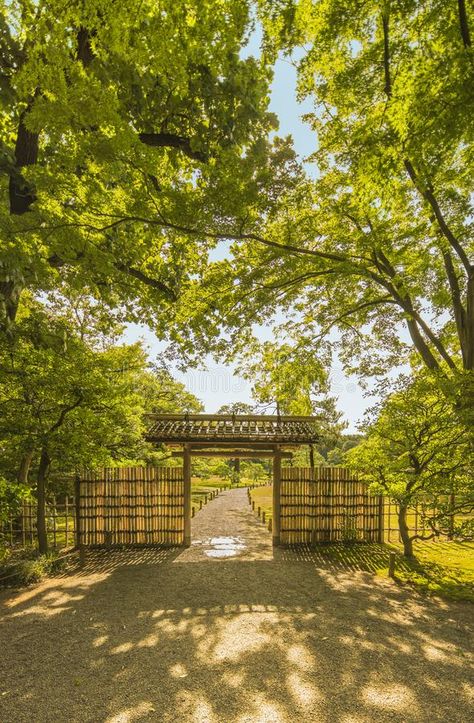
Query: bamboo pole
272 447 281 547
183 444 191 547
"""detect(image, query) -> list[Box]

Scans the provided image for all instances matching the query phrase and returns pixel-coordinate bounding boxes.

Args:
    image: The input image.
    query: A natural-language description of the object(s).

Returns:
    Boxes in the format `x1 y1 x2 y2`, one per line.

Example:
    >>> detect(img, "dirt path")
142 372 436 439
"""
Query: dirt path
184 487 273 562
0 488 472 723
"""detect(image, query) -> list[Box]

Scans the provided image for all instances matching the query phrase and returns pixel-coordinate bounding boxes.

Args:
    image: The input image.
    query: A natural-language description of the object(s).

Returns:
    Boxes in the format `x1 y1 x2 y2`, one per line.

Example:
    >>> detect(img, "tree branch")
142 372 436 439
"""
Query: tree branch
48 394 84 435
371 249 456 369
458 0 472 48
404 159 471 273
113 262 177 301
318 295 396 338
382 9 392 98
43 211 350 264
139 132 207 162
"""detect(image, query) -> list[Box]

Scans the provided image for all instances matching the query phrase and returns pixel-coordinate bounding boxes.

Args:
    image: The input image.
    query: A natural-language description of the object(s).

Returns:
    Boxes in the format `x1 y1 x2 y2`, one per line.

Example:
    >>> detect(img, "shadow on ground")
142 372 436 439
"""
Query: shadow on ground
0 545 472 723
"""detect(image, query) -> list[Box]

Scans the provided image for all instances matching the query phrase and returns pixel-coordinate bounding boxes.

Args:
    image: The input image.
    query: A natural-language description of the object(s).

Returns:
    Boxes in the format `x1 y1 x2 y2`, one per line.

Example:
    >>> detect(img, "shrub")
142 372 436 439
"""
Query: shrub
0 552 64 587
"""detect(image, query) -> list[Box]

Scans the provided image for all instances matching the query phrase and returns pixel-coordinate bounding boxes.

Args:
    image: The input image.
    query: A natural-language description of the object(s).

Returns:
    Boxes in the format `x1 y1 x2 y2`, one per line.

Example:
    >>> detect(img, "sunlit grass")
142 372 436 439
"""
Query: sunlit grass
191 476 266 508
250 486 474 602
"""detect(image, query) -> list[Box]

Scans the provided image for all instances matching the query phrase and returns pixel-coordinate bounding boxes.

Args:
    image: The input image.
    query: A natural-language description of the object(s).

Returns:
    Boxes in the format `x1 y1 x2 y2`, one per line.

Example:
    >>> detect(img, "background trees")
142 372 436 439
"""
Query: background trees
0 294 202 552
348 373 473 556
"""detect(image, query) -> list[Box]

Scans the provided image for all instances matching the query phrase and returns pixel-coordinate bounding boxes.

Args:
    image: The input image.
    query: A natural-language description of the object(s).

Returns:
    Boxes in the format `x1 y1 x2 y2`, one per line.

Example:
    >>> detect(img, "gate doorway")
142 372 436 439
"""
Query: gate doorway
145 414 319 547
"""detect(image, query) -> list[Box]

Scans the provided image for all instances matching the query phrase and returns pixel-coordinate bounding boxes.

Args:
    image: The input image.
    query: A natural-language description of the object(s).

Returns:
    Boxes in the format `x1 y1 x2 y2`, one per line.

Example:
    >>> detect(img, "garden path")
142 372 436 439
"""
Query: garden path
0 488 472 723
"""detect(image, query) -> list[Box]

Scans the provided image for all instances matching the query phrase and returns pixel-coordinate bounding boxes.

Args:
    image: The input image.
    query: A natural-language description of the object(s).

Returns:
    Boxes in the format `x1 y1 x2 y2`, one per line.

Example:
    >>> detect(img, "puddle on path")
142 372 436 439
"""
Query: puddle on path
192 536 246 558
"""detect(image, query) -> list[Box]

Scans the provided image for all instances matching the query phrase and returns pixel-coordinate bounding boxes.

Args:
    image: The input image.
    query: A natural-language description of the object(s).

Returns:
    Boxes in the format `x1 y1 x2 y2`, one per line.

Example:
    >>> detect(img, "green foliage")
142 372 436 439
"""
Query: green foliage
192 457 231 480
173 1 474 435
0 475 30 525
240 460 269 481
235 341 346 449
237 340 329 415
0 551 65 587
1 0 292 337
217 403 255 414
348 372 473 552
0 296 147 475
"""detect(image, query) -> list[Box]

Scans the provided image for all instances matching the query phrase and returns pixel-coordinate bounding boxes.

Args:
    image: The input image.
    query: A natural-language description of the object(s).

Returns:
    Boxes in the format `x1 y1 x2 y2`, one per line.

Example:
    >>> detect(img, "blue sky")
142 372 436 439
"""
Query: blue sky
123 39 375 432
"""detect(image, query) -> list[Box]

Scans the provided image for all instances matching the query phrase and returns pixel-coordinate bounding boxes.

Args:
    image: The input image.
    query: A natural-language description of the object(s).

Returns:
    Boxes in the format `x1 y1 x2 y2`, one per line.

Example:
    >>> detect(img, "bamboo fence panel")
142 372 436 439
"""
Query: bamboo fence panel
78 466 184 547
1 470 465 550
280 467 383 544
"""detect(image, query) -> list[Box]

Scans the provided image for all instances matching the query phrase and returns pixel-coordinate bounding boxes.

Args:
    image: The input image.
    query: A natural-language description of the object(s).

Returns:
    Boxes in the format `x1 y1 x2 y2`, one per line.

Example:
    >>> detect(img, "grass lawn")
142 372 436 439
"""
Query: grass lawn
250 485 474 603
191 476 232 509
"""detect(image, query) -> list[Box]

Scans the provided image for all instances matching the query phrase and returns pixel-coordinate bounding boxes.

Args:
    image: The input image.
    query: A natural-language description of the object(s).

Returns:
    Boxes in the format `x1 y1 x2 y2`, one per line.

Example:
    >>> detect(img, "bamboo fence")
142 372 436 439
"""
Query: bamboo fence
280 467 383 544
78 466 184 546
1 467 466 551
1 496 76 549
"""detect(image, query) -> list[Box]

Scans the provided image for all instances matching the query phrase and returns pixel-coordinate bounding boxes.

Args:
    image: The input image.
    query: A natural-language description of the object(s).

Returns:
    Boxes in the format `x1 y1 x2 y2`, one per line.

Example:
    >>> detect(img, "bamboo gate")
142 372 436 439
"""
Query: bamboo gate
3 416 390 552
72 416 385 550
74 463 382 549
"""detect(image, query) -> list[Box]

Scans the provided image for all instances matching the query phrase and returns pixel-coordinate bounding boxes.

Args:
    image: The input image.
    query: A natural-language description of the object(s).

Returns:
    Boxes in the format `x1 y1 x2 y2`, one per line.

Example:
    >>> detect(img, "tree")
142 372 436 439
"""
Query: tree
171 1 473 431
217 402 255 415
323 435 363 466
347 373 473 557
0 295 202 552
1 0 293 336
191 456 231 480
236 340 345 465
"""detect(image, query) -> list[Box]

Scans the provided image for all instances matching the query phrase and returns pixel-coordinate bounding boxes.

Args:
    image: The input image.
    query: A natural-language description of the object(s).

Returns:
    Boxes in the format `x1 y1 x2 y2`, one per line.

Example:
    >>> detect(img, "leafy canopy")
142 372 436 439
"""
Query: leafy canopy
172 0 474 428
1 0 293 335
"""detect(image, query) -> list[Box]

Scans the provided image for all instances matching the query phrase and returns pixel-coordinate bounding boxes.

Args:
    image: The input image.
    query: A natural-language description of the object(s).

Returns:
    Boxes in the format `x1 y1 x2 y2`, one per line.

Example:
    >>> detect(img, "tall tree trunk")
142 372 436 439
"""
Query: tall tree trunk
36 447 50 554
309 444 315 469
398 504 413 557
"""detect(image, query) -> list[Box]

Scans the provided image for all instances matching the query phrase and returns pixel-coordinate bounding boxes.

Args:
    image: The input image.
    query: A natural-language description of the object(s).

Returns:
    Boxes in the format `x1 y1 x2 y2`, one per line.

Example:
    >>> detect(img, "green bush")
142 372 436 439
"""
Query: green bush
0 552 65 587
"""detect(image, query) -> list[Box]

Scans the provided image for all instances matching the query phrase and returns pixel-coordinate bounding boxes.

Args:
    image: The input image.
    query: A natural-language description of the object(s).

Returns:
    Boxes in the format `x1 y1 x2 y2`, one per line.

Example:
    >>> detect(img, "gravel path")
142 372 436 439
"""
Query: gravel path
1 488 472 723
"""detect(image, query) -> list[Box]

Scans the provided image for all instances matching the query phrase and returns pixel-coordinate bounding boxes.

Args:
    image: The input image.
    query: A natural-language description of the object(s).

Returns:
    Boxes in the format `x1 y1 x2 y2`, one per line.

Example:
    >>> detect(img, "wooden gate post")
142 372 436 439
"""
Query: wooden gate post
183 444 192 547
272 446 281 547
74 473 86 567
378 495 385 543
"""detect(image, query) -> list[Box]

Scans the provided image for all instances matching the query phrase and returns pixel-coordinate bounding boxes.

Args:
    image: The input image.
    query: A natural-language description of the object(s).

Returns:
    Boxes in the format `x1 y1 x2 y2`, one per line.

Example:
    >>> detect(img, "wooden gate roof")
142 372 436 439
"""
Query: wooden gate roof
145 414 319 445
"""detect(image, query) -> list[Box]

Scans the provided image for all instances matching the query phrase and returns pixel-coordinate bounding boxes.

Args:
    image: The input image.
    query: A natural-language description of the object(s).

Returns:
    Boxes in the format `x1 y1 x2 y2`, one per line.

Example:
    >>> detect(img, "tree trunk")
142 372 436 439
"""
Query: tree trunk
36 447 50 554
233 458 240 483
309 444 315 469
398 504 414 557
17 449 34 485
448 492 456 540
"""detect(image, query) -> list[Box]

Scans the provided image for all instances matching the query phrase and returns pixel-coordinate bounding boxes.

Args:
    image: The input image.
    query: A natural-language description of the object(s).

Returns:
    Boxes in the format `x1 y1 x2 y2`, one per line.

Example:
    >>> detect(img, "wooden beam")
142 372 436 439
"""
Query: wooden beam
272 447 282 547
187 441 280 449
183 443 191 547
149 437 317 445
172 450 292 459
146 413 319 422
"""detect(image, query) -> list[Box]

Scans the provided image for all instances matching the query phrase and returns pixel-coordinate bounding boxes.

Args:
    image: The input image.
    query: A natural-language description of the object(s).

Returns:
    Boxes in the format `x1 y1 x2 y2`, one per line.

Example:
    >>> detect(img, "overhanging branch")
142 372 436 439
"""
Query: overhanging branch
139 132 207 162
